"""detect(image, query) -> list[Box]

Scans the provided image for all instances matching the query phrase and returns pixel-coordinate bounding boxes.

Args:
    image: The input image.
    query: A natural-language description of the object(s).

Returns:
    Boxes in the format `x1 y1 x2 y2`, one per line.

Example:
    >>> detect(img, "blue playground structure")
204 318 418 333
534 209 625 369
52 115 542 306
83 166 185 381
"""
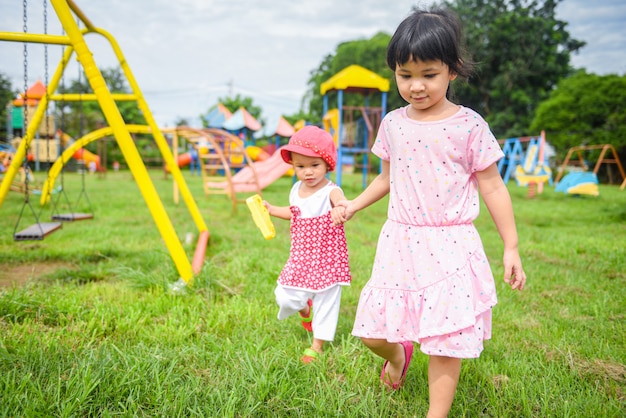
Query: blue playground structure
498 134 551 184
320 65 389 188
497 133 553 197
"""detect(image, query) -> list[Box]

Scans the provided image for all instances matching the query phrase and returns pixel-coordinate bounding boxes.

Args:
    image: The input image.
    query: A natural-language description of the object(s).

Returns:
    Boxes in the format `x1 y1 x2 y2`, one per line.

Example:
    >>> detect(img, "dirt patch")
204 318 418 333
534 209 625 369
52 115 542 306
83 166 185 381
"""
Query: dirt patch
0 262 74 288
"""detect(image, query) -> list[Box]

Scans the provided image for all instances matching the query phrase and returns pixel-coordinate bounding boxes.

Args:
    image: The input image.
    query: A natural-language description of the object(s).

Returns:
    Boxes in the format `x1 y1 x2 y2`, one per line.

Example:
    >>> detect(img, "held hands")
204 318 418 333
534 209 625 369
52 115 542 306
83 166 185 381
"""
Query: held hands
331 199 356 225
503 248 527 291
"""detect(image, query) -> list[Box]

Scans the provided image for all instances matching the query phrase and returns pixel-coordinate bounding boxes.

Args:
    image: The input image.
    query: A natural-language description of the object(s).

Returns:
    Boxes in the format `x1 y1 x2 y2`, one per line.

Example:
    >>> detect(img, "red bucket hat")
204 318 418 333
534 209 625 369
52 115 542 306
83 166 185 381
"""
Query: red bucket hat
280 125 337 171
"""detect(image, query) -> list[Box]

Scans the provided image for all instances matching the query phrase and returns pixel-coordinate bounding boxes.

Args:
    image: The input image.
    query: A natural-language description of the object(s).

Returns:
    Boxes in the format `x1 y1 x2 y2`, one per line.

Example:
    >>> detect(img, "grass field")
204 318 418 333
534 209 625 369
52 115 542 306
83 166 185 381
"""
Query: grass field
0 168 624 417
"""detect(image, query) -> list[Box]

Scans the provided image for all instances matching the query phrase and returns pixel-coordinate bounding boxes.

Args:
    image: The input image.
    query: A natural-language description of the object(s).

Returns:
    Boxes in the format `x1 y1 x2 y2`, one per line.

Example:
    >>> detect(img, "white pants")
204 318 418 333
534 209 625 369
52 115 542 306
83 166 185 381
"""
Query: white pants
274 285 343 342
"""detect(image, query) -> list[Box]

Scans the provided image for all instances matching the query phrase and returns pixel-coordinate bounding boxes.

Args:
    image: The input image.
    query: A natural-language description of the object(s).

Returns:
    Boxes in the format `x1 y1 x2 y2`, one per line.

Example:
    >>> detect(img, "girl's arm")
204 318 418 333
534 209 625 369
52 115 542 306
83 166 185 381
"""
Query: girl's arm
329 186 347 207
338 159 391 222
475 163 527 291
263 201 292 220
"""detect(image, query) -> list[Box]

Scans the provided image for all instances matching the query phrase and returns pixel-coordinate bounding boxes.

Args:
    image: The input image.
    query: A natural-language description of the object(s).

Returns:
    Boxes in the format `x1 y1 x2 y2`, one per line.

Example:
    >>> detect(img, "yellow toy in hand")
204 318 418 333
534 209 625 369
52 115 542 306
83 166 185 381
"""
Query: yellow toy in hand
246 194 275 240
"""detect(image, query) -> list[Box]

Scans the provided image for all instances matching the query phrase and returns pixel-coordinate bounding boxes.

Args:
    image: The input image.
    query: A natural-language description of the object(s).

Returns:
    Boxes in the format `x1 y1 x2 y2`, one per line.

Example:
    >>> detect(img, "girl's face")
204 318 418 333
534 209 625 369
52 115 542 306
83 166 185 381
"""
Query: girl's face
395 59 457 120
291 153 329 192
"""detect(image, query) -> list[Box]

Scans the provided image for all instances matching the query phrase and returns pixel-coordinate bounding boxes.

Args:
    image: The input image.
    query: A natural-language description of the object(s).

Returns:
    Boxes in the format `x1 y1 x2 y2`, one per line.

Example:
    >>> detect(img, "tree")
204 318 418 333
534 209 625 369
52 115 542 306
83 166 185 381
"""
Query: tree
174 117 191 127
304 32 397 124
529 71 626 161
447 0 585 138
303 0 583 136
0 72 17 143
56 67 145 139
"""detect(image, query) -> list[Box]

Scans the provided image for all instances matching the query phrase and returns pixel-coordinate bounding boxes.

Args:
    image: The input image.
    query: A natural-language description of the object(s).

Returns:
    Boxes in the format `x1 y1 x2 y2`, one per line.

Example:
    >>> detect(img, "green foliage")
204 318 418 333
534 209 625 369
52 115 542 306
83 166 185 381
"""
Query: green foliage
52 67 147 168
304 33 399 124
530 71 626 161
302 0 584 140
0 72 17 143
447 0 585 138
56 67 145 140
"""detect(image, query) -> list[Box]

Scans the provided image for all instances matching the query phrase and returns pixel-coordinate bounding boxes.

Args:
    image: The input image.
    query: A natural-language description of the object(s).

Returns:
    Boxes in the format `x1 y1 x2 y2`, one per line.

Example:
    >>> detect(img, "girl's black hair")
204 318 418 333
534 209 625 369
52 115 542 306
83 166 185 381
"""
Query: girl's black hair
386 8 474 79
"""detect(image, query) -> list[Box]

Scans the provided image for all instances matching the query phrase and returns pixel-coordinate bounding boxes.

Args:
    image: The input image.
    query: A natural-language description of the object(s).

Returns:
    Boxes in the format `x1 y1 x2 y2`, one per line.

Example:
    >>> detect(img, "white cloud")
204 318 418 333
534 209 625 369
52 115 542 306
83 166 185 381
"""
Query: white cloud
1 0 624 127
556 0 626 75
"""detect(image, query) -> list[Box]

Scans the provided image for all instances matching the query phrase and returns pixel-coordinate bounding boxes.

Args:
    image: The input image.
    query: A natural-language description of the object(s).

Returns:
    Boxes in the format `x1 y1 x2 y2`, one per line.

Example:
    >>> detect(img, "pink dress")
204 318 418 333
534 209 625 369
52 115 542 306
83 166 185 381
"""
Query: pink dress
352 106 504 358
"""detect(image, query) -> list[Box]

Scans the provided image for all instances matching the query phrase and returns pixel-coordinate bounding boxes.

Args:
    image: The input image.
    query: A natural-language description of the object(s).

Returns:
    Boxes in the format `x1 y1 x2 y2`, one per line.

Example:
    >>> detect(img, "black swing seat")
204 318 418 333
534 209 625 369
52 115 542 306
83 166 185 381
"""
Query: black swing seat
52 212 94 221
14 222 63 241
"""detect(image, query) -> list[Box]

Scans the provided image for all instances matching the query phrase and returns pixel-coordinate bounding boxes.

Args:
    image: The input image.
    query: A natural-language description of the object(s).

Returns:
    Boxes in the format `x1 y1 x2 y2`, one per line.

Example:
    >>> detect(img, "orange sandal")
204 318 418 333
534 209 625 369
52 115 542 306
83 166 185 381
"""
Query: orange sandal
299 299 313 332
301 348 320 364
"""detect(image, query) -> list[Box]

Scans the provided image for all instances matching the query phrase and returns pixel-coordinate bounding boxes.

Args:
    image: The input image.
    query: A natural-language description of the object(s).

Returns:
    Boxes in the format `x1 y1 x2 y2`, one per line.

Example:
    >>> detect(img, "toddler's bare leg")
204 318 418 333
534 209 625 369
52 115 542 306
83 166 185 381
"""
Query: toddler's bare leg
310 338 324 354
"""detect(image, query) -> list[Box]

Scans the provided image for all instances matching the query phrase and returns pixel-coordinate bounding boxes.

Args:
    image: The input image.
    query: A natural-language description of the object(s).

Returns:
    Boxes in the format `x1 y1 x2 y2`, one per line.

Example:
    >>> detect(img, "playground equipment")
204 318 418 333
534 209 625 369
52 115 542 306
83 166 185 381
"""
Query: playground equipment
554 144 626 195
204 103 233 128
320 65 389 187
205 146 292 210
0 144 54 195
161 125 263 209
509 132 552 197
8 80 60 172
246 145 270 162
221 106 262 145
0 0 209 287
555 171 599 196
253 115 296 150
194 128 262 211
498 133 553 193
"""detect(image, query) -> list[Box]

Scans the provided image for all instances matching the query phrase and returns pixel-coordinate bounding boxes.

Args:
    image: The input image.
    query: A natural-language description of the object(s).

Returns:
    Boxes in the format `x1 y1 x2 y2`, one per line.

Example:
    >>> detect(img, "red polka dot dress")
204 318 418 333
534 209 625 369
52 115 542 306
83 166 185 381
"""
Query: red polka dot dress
352 106 503 358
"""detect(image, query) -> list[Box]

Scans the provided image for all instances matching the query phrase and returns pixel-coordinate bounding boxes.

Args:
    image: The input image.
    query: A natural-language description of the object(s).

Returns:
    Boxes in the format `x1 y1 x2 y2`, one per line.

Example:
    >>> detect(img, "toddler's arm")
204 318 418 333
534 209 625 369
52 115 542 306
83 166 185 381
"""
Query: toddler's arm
329 187 348 225
476 163 527 291
263 200 292 220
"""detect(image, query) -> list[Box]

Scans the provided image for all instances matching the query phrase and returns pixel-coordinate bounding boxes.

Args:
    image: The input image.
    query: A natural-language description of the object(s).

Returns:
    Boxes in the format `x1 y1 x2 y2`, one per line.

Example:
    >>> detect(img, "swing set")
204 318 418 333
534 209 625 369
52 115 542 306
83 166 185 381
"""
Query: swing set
0 0 209 287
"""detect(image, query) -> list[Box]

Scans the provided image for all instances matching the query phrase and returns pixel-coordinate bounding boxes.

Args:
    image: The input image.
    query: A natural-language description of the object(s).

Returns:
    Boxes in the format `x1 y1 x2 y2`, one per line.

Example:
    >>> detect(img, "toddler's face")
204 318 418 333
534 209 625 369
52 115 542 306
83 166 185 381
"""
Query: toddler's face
291 152 328 189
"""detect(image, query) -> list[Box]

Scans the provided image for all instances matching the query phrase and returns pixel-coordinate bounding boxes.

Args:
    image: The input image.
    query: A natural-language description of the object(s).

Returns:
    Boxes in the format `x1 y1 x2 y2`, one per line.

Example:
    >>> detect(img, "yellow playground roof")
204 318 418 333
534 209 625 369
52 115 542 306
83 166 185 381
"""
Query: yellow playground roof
320 65 390 95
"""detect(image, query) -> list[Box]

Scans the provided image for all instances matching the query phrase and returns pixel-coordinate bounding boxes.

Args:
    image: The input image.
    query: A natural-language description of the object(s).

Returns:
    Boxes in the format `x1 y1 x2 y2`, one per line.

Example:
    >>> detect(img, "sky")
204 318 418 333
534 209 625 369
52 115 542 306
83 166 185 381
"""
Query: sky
1 0 625 128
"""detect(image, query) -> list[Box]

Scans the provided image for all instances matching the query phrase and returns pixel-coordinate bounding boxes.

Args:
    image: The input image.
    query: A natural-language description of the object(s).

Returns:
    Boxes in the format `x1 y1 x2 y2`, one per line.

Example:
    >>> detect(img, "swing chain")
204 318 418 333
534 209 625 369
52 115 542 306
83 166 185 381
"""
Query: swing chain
22 0 30 202
44 0 51 173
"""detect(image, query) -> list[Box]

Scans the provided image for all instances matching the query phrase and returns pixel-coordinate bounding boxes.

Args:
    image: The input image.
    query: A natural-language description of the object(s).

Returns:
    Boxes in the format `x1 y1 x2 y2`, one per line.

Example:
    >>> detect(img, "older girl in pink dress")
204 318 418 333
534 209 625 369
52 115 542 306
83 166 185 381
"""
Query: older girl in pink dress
335 7 526 418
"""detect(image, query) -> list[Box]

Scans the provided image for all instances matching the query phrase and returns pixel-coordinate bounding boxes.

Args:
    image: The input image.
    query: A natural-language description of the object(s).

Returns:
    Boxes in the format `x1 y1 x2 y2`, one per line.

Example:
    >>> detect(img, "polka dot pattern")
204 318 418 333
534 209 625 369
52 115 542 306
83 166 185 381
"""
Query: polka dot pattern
351 106 502 358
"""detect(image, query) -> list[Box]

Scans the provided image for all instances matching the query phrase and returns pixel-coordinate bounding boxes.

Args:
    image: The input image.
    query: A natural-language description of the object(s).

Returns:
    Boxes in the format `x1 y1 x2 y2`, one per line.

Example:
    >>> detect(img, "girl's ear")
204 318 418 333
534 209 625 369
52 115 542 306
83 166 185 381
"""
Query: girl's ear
449 59 462 80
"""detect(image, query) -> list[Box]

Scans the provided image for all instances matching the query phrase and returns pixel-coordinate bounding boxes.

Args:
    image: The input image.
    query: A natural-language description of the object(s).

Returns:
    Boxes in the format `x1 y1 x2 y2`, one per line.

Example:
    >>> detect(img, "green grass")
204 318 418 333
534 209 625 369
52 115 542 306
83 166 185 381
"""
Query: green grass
0 169 624 417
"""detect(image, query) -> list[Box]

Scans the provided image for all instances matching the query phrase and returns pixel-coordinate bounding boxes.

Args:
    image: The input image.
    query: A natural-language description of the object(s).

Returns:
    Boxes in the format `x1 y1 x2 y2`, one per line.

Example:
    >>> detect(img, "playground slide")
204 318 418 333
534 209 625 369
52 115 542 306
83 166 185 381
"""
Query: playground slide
73 148 101 171
205 146 292 193
555 172 599 196
164 152 198 173
246 145 270 162
60 131 101 170
177 152 193 167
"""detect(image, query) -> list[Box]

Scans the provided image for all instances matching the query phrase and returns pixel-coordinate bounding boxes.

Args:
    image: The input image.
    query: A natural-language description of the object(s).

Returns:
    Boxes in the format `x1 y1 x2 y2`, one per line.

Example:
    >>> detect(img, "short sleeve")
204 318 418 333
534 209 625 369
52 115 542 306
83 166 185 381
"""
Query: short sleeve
466 121 504 173
371 114 391 161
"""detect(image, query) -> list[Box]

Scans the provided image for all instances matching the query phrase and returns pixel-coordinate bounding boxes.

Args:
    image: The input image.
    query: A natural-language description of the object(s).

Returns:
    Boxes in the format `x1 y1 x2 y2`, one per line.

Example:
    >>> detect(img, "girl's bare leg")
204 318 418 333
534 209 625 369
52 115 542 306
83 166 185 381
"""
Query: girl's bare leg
361 337 405 383
427 356 461 418
310 338 324 353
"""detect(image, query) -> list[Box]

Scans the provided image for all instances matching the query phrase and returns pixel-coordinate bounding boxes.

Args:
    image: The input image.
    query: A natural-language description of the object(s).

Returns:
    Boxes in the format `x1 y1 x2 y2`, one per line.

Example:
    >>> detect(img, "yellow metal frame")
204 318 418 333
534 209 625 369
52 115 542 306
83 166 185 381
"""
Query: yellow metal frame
0 0 208 285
